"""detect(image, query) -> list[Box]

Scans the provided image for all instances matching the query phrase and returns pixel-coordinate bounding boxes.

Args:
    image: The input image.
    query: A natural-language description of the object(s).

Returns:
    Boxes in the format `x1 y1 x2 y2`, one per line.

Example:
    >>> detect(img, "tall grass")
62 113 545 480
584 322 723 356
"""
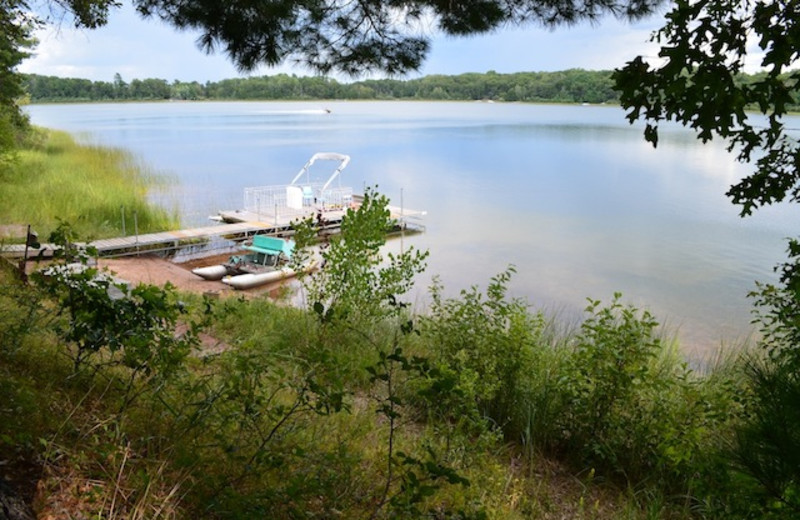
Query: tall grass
0 129 178 240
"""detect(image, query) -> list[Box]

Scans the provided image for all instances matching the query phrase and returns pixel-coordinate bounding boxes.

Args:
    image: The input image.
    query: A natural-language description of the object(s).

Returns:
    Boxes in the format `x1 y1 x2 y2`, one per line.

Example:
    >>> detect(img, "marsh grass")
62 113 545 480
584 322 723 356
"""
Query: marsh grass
0 129 178 240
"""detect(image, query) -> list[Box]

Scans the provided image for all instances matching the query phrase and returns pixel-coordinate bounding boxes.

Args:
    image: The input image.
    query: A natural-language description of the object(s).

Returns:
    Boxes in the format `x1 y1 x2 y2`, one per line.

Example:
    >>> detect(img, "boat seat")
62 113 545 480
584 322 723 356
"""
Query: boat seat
302 186 314 205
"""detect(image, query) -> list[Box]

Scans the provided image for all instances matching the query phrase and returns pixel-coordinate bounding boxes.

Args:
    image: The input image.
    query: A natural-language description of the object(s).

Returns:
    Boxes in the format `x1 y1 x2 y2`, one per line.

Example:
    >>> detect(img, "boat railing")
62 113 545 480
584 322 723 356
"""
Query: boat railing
244 183 353 219
316 186 353 210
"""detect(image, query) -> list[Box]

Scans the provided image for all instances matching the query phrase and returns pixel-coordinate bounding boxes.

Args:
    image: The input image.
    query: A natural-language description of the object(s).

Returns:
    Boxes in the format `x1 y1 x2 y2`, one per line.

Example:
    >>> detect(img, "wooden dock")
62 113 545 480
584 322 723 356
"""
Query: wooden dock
0 221 292 259
1 203 426 260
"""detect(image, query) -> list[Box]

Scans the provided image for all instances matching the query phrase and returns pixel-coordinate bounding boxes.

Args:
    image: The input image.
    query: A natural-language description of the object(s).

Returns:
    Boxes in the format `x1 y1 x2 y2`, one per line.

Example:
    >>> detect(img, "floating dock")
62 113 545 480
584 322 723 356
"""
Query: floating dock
1 201 425 260
1 221 281 259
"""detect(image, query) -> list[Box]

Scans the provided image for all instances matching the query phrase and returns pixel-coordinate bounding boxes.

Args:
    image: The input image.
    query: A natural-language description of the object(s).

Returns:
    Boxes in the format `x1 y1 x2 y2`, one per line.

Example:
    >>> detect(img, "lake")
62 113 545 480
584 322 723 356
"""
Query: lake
24 100 800 358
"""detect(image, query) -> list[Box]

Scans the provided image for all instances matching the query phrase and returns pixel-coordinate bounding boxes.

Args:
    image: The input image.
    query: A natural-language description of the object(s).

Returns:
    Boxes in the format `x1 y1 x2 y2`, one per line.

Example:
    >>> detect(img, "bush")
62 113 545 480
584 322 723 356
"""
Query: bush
729 239 800 518
423 267 544 436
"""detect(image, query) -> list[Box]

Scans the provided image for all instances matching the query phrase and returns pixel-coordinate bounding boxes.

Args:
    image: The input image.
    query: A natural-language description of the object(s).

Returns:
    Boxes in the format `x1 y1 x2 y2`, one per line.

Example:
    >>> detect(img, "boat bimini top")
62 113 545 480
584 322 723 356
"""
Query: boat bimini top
289 152 351 194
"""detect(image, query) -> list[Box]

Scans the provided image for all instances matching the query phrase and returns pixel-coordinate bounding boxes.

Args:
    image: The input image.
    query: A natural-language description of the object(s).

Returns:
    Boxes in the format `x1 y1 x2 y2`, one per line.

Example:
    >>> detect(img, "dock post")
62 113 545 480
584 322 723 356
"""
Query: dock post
18 224 35 283
121 206 126 236
134 211 139 255
400 188 404 253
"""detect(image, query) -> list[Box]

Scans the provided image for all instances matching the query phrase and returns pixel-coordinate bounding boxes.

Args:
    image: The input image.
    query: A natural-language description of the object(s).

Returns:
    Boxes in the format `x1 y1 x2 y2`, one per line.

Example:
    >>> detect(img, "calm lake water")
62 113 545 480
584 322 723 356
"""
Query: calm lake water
24 101 800 357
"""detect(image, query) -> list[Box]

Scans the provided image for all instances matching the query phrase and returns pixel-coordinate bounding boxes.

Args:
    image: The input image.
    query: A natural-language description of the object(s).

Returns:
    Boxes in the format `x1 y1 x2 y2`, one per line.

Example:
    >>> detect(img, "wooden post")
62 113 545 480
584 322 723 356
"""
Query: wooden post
18 224 31 283
134 211 139 255
400 188 404 254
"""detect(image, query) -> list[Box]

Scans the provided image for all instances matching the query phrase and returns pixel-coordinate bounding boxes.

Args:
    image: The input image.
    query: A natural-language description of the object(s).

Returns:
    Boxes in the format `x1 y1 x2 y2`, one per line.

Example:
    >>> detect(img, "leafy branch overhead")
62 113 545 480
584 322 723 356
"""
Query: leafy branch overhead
31 0 664 75
613 0 800 216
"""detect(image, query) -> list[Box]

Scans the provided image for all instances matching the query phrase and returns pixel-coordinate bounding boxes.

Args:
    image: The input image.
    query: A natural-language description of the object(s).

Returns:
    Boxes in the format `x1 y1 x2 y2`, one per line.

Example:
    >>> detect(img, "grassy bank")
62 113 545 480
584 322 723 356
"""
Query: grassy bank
0 129 178 241
0 193 774 519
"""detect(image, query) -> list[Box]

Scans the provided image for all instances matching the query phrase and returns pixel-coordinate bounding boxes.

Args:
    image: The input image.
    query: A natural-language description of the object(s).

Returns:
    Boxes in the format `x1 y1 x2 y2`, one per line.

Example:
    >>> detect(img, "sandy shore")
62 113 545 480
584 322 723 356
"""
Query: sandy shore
98 255 234 296
97 254 296 299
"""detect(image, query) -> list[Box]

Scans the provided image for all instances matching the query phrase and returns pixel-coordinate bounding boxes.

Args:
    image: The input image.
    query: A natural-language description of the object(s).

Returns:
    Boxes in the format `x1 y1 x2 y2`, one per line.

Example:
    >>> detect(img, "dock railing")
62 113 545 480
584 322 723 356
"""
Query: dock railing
243 184 353 223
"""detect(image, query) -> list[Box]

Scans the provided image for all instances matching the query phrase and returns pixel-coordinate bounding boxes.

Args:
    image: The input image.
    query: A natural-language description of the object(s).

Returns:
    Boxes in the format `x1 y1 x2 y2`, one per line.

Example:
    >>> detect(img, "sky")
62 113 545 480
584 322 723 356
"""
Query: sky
16 2 759 83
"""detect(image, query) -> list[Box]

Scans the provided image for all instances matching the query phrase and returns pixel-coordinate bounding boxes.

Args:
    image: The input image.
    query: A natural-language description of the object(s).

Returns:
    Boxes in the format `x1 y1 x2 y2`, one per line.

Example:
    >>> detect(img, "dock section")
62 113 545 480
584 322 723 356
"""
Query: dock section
1 203 426 260
217 202 425 228
0 221 289 259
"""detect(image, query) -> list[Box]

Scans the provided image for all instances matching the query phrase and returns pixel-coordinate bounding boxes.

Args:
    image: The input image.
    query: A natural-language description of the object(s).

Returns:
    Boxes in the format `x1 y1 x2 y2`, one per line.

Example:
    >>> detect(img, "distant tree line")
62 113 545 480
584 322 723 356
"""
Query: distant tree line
23 69 622 104
23 70 797 107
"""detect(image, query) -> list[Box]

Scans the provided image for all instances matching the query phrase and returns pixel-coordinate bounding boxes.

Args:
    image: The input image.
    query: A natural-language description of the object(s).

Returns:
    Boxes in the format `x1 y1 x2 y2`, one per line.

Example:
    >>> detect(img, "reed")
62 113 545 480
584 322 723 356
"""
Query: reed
0 129 178 240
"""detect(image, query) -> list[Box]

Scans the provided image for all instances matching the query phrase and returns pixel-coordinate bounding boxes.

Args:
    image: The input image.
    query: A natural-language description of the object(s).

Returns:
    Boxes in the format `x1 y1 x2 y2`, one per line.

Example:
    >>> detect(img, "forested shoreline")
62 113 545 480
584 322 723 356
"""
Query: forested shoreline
22 69 621 104
24 69 797 108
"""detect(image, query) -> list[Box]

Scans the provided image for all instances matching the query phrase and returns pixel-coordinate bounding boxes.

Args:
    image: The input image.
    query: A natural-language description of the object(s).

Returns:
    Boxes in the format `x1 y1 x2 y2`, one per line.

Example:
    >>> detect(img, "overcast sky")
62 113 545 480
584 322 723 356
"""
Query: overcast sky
17 3 751 83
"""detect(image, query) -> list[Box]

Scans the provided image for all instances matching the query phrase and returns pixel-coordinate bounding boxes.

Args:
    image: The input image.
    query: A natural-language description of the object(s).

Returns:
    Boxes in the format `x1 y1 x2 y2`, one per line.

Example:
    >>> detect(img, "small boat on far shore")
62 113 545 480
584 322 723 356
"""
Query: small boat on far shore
192 235 316 289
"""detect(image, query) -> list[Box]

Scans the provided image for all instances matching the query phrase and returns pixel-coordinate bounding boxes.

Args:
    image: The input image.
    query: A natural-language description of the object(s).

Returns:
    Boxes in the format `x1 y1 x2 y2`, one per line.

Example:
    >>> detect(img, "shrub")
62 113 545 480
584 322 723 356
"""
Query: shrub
422 267 546 436
557 295 741 493
298 187 428 327
730 239 800 518
34 233 200 384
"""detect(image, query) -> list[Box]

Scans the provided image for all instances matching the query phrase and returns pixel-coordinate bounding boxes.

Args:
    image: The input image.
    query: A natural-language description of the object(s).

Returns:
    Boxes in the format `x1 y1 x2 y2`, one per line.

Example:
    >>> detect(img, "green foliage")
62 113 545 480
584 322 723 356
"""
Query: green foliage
28 67 800 106
423 278 742 500
0 245 755 518
424 267 544 435
750 239 800 370
0 0 34 160
614 0 800 217
0 107 19 169
367 343 478 518
34 223 200 381
555 295 738 489
301 186 428 326
0 261 45 355
24 73 171 102
6 0 661 90
734 356 800 518
614 1 800 516
132 0 661 76
0 127 773 517
156 347 348 514
54 0 119 28
208 294 313 355
0 262 63 452
23 69 623 103
728 240 800 518
297 188 477 517
562 294 664 453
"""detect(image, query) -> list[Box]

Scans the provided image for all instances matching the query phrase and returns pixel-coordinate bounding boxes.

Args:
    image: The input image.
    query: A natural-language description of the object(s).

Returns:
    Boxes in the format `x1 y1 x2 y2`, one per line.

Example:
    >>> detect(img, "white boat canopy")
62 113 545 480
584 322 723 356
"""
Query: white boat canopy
289 152 351 193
